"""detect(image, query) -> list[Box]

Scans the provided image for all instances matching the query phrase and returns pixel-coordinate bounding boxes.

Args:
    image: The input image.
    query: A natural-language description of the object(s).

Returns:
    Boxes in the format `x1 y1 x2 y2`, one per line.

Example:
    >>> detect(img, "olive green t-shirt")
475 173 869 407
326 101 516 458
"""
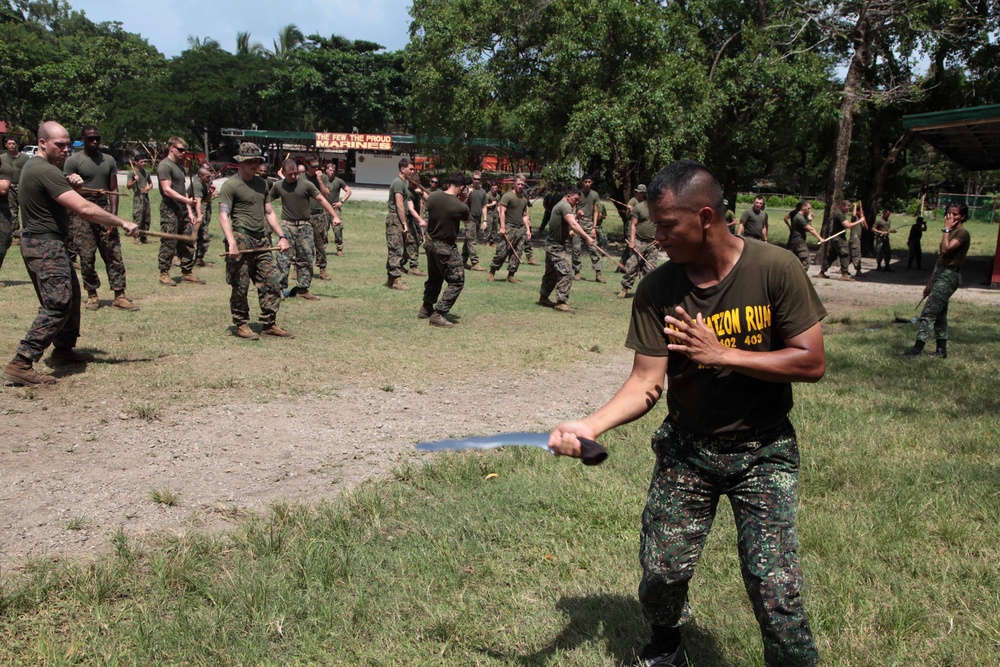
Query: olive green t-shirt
939 226 970 269
874 217 890 234
631 201 654 241
500 190 528 228
1 152 29 183
268 177 320 221
739 208 768 238
19 156 73 236
64 151 117 202
0 160 13 209
132 166 150 191
828 209 846 235
789 213 810 244
627 197 639 210
218 174 270 235
157 158 188 212
387 176 407 216
547 199 575 244
486 192 500 212
426 190 469 243
467 186 488 221
577 189 600 219
324 175 347 205
189 178 213 202
625 240 827 436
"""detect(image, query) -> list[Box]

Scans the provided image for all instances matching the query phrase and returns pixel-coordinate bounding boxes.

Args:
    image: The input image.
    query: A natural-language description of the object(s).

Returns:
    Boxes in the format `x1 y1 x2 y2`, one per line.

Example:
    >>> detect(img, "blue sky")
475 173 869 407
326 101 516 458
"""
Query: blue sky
70 0 413 56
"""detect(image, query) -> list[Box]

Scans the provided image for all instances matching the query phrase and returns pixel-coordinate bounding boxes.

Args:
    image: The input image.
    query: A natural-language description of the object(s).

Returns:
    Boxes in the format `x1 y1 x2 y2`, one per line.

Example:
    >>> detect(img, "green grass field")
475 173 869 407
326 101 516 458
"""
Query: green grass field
1 194 999 665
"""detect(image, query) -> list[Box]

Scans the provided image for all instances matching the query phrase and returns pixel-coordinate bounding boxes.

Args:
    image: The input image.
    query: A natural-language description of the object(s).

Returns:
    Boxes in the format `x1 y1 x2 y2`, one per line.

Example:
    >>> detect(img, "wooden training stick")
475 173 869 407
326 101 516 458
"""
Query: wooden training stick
604 196 629 209
501 231 522 264
820 228 847 244
82 187 130 197
593 243 627 272
219 247 281 257
138 219 202 244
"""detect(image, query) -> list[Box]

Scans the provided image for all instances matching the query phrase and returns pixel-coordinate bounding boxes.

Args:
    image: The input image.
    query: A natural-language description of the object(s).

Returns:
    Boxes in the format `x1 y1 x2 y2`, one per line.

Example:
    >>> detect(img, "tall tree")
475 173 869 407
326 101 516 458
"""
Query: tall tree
235 31 265 57
269 24 306 58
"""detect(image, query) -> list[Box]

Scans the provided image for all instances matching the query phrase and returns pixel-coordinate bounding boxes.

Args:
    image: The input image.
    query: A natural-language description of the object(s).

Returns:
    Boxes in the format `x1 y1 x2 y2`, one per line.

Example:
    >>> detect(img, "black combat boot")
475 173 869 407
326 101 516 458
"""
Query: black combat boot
901 340 925 357
930 340 947 358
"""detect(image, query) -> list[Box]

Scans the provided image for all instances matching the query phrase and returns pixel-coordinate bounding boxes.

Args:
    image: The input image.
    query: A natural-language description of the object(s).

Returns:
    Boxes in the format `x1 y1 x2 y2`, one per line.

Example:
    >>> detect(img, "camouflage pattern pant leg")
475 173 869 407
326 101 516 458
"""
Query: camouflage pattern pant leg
158 202 195 273
68 206 127 292
196 204 212 260
490 225 525 275
907 240 921 269
621 240 658 291
596 225 609 252
275 221 314 290
332 211 344 251
0 206 11 272
9 185 20 234
385 213 405 281
485 211 499 243
133 192 151 234
226 233 282 327
788 240 811 271
572 216 602 273
310 212 329 270
849 236 862 272
916 266 960 343
639 418 819 667
875 236 891 267
540 241 572 303
423 239 465 314
17 238 81 361
403 216 422 269
461 219 480 267
820 237 849 274
523 227 534 261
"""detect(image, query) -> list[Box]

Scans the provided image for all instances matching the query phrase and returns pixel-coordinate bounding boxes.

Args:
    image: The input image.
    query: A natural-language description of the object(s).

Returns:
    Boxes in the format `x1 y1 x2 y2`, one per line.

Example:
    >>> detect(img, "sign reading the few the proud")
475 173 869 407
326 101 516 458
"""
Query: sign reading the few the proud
315 133 392 151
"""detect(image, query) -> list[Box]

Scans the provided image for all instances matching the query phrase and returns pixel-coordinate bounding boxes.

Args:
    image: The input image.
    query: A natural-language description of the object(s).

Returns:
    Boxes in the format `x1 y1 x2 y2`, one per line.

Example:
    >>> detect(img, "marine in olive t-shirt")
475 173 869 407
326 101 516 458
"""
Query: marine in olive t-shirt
218 174 270 235
547 199 575 244
324 174 348 205
939 227 970 269
189 178 212 203
467 185 488 222
387 176 407 217
63 151 116 203
789 213 810 244
18 156 74 236
0 152 29 184
426 190 469 243
626 240 827 436
500 189 528 228
157 158 188 212
631 201 655 241
268 177 320 221
828 209 847 235
577 188 600 220
739 208 768 239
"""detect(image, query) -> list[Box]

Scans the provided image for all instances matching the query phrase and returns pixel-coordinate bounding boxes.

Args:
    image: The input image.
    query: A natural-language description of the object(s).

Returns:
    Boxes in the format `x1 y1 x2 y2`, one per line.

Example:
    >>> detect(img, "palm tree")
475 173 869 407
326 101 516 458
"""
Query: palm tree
268 24 306 58
186 35 220 51
235 31 266 57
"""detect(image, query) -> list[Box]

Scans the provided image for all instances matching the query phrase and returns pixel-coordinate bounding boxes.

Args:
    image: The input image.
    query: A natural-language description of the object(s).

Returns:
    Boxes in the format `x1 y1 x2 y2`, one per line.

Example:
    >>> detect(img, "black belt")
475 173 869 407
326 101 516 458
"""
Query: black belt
20 231 67 241
282 219 309 224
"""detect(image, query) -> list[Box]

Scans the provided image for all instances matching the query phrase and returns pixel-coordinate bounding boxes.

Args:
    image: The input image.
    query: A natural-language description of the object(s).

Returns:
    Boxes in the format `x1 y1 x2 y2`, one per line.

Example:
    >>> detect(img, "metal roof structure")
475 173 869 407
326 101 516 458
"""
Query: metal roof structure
902 104 1000 171
221 129 527 156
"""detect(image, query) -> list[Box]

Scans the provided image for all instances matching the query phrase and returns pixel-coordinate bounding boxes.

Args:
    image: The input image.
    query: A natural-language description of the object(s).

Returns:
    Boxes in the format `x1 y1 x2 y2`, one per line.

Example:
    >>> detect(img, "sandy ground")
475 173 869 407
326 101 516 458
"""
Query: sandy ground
2 254 999 572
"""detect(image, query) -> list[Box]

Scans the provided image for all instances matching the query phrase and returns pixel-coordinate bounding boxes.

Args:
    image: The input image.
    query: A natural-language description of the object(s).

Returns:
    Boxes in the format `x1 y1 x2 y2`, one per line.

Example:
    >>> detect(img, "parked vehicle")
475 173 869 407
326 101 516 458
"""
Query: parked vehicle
21 145 39 157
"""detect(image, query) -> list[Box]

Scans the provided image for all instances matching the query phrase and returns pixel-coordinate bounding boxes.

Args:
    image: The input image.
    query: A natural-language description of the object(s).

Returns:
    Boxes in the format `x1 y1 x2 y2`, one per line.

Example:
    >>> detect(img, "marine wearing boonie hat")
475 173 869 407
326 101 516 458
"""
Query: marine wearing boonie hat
234 142 264 162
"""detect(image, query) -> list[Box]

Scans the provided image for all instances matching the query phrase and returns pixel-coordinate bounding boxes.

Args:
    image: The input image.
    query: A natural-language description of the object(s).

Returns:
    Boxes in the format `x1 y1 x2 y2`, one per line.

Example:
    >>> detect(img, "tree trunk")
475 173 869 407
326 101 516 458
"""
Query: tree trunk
863 130 912 253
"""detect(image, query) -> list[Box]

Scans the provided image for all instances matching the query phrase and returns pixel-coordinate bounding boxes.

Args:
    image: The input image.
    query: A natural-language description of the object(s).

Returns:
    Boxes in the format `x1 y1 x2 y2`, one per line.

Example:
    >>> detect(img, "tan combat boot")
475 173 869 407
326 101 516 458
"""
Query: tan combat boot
234 324 260 340
595 271 606 284
159 272 175 286
181 273 206 284
428 312 454 328
617 289 628 299
554 302 574 312
85 293 101 310
486 271 496 282
318 270 332 281
388 277 409 291
506 274 520 284
2 358 57 385
470 263 485 272
113 292 140 311
261 324 295 338
296 290 320 301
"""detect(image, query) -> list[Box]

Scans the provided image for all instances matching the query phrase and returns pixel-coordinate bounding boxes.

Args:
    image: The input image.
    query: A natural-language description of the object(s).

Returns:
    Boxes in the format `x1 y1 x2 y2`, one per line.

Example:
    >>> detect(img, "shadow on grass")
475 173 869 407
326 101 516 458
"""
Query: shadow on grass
484 592 726 667
0 280 33 288
46 348 167 378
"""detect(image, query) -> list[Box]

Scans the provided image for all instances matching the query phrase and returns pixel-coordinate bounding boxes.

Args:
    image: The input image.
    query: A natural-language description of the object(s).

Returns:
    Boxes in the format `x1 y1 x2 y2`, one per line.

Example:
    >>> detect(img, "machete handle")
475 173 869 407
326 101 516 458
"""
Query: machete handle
578 437 609 466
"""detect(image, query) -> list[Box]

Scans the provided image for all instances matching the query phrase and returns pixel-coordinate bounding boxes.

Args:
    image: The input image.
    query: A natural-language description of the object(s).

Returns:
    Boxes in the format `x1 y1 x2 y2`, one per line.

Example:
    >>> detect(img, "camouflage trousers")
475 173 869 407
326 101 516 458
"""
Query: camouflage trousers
640 418 819 667
490 225 527 275
484 210 500 244
404 215 422 269
0 206 11 272
17 237 81 361
385 213 406 281
68 204 127 293
275 220 314 290
461 218 481 267
423 239 465 314
595 224 609 252
916 266 960 343
620 239 659 291
874 236 891 268
195 203 212 260
225 232 282 327
158 202 195 274
331 208 344 251
820 236 849 275
9 184 20 233
133 191 151 234
572 216 602 274
540 241 573 304
849 235 862 273
310 212 329 270
788 240 811 271
907 239 922 269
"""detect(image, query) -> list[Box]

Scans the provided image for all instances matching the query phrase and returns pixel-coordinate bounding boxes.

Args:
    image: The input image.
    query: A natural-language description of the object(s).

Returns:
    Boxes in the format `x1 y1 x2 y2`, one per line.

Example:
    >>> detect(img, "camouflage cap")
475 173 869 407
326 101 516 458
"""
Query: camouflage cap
234 142 264 162
636 184 647 193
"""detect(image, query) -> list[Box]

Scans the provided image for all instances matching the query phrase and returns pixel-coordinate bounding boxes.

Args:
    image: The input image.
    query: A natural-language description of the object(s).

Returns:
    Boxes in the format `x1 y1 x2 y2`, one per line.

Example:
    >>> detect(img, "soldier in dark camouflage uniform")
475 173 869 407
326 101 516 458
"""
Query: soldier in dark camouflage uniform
2 121 138 387
484 183 500 245
127 156 152 242
550 161 825 667
189 167 216 265
539 186 593 312
403 178 427 276
0 157 13 282
419 172 468 328
156 136 204 286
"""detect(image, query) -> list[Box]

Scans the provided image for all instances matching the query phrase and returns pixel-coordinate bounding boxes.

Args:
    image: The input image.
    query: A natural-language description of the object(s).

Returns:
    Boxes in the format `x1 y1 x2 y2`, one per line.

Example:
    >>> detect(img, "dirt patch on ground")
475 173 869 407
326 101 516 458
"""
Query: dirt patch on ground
2 254 999 571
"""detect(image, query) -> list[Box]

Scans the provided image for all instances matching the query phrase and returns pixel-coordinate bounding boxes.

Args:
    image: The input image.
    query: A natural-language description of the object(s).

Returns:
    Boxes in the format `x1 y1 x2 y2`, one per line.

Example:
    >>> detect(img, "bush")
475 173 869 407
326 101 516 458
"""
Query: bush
812 200 825 211
737 193 755 204
766 195 783 208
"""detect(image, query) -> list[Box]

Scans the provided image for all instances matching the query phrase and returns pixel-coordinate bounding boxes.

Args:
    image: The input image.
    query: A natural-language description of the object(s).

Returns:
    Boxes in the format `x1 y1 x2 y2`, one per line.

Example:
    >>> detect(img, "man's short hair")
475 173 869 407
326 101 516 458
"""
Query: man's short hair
398 157 411 170
282 158 297 173
514 174 526 184
563 185 581 198
582 173 594 182
81 124 99 136
167 136 186 149
445 172 466 187
647 160 724 212
198 167 212 177
306 155 320 168
472 170 482 179
754 195 764 202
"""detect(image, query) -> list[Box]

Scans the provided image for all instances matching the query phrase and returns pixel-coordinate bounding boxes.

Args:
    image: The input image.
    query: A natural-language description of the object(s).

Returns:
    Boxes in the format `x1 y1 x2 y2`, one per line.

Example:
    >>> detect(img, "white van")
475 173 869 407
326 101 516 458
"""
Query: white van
21 145 39 157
